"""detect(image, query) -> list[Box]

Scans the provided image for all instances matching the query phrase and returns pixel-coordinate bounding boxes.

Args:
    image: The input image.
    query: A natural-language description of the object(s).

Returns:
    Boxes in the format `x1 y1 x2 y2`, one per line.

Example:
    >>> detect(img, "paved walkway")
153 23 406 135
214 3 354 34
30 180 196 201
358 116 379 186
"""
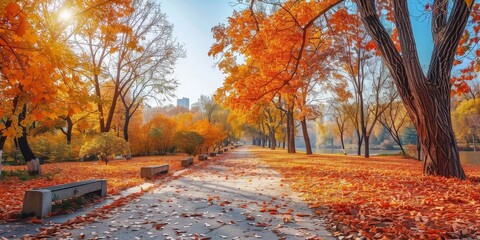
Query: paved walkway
6 148 334 239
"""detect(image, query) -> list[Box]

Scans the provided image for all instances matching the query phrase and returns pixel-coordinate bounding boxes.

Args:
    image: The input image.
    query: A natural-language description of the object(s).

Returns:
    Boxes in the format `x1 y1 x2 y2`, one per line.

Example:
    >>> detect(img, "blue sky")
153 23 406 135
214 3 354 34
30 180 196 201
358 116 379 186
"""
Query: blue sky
160 1 237 106
159 1 434 106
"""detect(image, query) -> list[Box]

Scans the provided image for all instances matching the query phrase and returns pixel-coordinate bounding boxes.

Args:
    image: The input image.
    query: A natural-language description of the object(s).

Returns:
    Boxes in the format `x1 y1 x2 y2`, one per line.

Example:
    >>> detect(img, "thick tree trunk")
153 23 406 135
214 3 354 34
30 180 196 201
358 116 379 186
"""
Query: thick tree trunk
300 118 312 155
18 132 40 175
18 106 40 175
269 129 276 150
286 110 296 153
357 0 469 179
415 101 465 178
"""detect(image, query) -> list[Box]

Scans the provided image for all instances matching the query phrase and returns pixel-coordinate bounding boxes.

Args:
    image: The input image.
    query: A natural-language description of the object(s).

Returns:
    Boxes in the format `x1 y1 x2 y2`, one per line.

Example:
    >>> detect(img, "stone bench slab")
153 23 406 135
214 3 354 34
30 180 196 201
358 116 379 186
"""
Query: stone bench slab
141 164 169 178
181 157 193 167
22 179 107 218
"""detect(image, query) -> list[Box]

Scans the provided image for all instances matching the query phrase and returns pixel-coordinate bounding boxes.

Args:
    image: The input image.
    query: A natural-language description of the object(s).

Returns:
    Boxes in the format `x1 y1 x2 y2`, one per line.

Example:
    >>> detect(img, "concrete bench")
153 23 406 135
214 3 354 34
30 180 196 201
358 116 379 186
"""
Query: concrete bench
181 157 193 167
22 179 107 218
140 164 169 178
198 154 208 161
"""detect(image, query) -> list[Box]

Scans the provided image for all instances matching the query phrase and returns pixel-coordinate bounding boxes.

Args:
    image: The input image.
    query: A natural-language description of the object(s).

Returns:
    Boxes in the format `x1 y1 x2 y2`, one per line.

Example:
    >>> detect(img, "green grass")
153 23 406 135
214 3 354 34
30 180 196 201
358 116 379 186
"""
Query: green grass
0 169 32 181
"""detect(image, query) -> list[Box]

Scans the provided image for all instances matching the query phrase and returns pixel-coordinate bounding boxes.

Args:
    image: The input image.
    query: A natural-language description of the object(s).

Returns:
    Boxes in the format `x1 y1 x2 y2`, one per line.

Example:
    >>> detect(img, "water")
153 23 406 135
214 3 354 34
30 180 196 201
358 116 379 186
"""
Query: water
297 147 480 166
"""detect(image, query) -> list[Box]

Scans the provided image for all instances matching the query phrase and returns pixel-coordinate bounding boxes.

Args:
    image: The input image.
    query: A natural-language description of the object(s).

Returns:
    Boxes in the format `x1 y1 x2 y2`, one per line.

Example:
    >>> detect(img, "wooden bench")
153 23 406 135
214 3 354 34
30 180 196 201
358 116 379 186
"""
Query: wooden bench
22 179 107 218
198 154 208 161
217 150 224 154
140 164 169 178
209 152 216 157
181 157 193 167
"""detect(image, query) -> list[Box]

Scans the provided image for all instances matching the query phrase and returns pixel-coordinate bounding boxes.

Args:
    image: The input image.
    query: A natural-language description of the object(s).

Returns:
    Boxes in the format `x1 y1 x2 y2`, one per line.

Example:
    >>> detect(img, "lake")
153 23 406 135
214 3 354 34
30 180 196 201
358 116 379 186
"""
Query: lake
296 148 480 166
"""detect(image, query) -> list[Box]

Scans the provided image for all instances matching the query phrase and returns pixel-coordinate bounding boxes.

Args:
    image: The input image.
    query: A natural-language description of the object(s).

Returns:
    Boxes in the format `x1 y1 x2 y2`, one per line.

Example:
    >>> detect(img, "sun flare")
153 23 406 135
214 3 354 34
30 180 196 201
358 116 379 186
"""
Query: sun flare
58 9 73 22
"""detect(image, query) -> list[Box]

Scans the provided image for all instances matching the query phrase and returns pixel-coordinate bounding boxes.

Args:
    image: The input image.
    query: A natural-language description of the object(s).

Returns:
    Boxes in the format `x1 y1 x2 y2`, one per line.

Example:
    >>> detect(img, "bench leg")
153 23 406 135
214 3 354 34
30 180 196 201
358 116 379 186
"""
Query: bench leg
22 189 52 218
100 179 107 197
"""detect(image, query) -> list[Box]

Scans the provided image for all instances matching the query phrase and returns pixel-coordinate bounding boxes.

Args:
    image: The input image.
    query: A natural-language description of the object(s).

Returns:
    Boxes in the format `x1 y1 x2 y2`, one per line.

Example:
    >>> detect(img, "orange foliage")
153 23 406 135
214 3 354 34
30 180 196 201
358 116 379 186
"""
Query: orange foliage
259 148 480 239
0 155 187 221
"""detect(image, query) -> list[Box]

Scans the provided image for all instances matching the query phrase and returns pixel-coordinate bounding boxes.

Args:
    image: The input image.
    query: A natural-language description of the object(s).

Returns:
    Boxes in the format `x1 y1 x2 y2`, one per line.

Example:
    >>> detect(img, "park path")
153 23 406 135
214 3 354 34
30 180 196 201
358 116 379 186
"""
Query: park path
12 147 334 239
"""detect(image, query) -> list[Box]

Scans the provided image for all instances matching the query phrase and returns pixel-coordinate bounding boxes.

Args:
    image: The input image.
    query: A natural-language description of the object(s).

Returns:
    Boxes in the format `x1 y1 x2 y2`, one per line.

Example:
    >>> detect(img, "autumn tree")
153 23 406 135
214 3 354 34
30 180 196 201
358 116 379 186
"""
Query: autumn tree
0 1 87 175
146 114 177 155
118 0 184 142
354 0 479 178
453 98 480 151
362 61 398 157
210 2 337 154
240 0 479 179
379 100 410 155
73 0 133 133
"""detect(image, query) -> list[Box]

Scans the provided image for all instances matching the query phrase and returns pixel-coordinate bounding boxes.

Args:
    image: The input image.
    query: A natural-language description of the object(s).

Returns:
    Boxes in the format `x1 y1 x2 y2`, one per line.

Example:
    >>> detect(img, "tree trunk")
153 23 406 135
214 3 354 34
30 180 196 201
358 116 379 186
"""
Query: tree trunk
355 130 363 156
416 106 465 178
0 120 12 177
18 132 40 175
364 134 370 158
18 106 40 175
0 149 2 177
473 134 476 153
339 131 346 155
65 116 73 144
123 109 131 142
286 110 296 153
357 0 469 179
301 118 312 155
269 129 276 150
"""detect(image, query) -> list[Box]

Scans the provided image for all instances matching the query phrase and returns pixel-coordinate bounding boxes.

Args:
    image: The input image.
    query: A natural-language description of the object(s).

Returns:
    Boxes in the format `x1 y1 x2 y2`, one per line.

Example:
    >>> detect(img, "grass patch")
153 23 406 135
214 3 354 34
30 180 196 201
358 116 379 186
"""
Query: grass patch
51 193 103 216
0 169 32 181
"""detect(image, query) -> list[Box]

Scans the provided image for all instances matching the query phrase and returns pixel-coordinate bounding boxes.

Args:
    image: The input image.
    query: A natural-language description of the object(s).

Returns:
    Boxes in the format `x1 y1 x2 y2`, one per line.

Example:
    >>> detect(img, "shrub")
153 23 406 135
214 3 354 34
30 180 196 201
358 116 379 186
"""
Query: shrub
30 132 77 162
79 132 130 165
173 131 204 156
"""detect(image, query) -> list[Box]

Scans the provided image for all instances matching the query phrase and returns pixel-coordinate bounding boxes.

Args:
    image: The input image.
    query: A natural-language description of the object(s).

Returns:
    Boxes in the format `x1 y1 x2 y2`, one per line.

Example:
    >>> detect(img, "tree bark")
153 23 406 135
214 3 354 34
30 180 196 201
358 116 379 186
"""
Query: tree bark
355 129 363 156
286 110 296 153
18 130 40 175
339 132 346 155
0 120 12 177
269 128 276 150
364 134 370 158
64 116 73 144
123 108 131 142
356 0 469 179
300 118 312 155
17 106 40 175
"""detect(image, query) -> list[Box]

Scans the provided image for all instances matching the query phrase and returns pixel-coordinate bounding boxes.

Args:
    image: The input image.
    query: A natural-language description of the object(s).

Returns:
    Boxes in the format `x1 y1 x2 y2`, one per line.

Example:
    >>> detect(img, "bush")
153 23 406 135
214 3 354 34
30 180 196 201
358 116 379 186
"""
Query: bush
79 132 130 164
30 132 77 163
173 131 204 156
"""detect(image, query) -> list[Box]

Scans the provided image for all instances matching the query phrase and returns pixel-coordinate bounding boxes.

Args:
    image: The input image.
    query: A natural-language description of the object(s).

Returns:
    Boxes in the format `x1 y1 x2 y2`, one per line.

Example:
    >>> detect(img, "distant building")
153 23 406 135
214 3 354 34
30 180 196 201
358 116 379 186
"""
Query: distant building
177 97 190 110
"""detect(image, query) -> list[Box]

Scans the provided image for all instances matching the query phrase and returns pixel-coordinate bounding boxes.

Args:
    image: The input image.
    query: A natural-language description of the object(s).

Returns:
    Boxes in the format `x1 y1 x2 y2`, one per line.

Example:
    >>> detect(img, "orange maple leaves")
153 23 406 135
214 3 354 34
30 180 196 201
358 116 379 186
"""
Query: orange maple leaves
260 148 480 239
0 155 186 221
